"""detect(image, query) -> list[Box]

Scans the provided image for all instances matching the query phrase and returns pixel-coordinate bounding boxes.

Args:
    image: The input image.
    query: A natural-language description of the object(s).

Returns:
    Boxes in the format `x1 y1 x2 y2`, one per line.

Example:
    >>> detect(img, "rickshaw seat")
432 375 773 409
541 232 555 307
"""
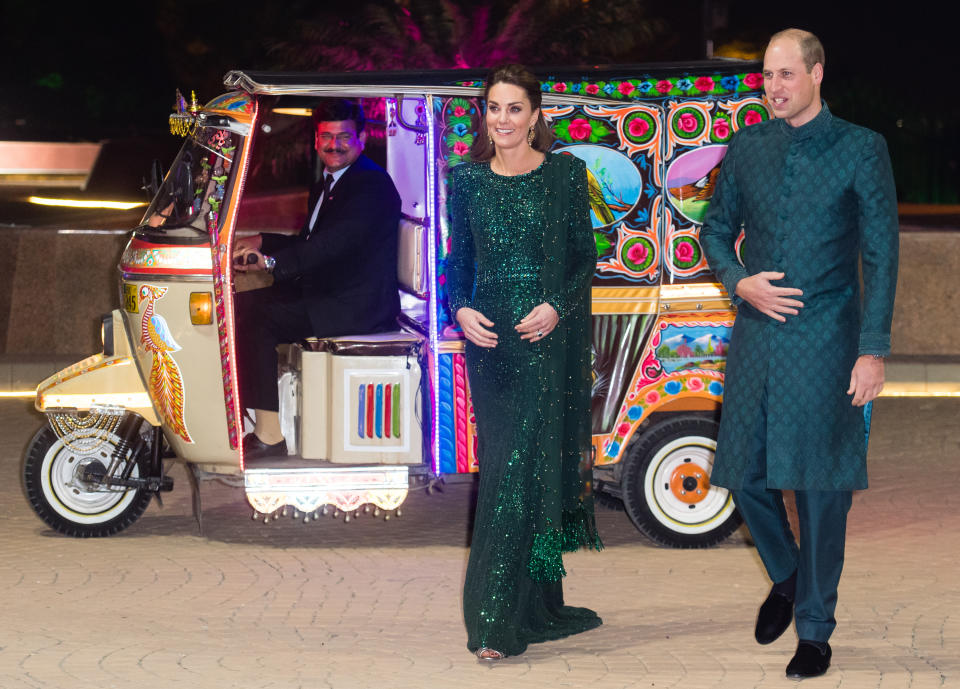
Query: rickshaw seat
279 216 427 463
301 331 422 356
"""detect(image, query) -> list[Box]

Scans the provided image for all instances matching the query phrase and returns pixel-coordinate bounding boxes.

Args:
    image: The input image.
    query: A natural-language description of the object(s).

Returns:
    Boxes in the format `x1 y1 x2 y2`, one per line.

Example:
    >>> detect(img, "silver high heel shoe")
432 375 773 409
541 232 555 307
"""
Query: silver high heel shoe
476 647 506 661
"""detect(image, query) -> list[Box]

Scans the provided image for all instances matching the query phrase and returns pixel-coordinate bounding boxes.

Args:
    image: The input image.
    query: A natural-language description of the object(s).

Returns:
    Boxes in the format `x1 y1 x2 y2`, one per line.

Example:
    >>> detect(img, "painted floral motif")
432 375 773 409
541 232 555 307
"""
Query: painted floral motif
736 103 770 129
743 73 764 89
540 72 763 103
554 116 612 143
694 76 715 92
711 114 732 143
672 237 702 269
621 236 655 273
671 107 706 139
624 111 656 144
444 97 477 165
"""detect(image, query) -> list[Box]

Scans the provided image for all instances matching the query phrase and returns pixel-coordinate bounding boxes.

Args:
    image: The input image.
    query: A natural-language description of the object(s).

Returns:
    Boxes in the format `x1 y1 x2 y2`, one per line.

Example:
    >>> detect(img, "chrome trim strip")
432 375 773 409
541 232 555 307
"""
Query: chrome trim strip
121 272 214 283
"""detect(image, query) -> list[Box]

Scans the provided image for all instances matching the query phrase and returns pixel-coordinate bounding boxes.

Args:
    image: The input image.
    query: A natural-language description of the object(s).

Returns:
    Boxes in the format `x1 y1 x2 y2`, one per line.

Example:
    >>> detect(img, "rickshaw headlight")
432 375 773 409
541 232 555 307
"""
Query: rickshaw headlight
189 292 214 325
101 313 114 356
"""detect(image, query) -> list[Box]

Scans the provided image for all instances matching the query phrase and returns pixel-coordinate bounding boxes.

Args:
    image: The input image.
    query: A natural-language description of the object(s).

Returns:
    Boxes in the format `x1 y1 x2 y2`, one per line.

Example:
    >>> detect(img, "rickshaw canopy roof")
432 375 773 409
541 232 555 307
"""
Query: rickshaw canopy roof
223 60 762 104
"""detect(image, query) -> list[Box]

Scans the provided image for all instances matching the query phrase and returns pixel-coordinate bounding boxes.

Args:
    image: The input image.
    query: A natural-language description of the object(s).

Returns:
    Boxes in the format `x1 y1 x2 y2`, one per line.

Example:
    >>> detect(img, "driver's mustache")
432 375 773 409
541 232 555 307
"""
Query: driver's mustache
323 147 348 154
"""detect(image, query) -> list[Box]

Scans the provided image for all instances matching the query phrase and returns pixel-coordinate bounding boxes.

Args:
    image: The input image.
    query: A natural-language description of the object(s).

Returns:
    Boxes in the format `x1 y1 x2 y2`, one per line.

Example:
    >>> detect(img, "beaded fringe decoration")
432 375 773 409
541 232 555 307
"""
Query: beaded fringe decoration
527 505 604 583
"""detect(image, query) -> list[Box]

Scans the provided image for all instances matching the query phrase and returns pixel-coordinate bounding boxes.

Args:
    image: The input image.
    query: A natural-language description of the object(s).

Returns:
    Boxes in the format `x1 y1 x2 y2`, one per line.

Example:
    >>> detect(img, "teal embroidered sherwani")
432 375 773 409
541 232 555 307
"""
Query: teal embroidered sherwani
701 103 898 643
701 104 899 491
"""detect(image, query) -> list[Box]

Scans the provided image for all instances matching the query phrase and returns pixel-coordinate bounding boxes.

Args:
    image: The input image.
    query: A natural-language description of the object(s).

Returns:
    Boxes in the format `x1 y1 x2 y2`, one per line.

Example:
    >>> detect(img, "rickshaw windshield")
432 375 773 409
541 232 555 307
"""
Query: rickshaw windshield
140 123 245 236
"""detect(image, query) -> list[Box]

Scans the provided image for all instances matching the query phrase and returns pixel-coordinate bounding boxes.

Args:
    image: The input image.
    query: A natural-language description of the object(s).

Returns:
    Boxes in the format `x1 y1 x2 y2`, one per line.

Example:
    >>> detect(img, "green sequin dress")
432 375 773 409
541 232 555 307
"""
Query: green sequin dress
447 153 602 657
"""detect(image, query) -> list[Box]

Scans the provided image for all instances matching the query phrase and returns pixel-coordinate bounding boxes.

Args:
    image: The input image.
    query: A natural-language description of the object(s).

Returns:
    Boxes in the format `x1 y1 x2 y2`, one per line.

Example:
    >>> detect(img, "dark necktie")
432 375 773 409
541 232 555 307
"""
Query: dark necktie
308 173 335 235
321 173 335 208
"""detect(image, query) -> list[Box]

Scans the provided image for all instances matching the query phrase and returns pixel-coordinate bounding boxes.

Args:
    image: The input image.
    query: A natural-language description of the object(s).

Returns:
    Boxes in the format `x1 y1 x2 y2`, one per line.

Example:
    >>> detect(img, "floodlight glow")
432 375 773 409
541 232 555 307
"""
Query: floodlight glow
28 196 147 210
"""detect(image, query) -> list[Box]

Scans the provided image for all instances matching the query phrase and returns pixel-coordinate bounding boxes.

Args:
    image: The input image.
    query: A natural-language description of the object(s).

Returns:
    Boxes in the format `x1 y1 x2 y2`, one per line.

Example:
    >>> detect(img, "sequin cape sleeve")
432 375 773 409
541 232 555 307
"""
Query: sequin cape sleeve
854 131 899 356
701 132 750 306
527 153 602 584
446 164 475 318
543 157 597 319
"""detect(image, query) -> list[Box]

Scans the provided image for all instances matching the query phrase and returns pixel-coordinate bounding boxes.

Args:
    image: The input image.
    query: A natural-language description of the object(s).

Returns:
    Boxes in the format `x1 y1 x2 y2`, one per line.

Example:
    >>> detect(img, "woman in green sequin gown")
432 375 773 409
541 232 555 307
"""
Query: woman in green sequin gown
447 65 602 659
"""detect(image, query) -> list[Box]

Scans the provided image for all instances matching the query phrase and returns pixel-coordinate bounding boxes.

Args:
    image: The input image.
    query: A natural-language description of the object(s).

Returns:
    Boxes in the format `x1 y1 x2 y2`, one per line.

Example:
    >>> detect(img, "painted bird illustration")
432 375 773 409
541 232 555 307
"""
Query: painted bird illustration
586 167 616 226
669 164 721 202
138 285 193 442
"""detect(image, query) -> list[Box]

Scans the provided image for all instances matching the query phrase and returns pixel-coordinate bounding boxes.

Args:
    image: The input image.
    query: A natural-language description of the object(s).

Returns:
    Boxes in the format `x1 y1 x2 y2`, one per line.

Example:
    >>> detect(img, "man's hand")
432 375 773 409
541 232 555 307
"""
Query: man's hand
848 355 884 406
516 302 559 342
456 308 498 348
233 235 266 272
734 271 804 322
234 248 266 272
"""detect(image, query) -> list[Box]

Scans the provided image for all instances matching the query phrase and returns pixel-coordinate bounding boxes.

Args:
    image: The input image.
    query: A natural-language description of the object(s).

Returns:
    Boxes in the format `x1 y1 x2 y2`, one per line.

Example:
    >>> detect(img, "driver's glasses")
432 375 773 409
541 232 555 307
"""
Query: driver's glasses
318 132 355 146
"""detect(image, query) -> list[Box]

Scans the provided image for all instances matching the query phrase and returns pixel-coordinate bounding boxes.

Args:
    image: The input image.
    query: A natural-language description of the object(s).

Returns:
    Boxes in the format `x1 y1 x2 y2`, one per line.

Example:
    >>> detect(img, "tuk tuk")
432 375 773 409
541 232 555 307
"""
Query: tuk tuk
23 61 770 546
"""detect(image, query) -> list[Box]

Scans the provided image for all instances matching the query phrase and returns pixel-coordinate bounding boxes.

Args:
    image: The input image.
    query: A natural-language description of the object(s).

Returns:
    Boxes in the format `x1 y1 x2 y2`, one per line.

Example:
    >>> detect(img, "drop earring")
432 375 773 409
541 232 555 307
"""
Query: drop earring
527 127 535 146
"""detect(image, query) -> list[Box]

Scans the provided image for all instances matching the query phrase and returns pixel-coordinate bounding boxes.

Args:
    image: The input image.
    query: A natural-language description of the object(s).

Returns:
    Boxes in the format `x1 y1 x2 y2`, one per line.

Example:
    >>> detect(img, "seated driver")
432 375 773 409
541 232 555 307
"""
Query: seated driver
233 99 401 459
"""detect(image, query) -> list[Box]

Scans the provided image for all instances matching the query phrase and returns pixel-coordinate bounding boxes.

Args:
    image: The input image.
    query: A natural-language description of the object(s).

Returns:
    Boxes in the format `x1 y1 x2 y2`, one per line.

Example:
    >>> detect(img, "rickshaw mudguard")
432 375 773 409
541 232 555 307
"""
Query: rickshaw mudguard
35 309 161 426
35 353 160 426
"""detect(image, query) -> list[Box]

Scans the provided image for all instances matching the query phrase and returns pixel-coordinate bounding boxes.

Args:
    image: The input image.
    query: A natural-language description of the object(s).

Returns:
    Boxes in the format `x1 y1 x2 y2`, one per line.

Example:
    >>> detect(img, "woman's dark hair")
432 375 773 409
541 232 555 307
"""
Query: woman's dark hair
311 99 365 133
469 63 556 162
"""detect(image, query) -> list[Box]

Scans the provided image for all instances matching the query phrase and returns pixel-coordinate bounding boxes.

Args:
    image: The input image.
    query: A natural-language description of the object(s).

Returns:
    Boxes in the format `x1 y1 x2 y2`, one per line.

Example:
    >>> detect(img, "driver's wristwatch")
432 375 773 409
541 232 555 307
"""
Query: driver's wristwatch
263 255 276 273
871 353 886 360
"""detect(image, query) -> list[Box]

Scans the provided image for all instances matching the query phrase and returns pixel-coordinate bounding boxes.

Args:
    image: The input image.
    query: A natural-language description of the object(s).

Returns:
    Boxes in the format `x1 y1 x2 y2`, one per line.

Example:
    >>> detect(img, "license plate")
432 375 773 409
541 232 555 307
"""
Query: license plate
123 283 138 313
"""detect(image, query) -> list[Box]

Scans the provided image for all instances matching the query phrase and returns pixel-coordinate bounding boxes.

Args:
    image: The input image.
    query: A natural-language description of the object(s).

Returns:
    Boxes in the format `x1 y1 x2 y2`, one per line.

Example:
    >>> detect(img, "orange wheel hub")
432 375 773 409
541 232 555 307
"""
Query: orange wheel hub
669 463 711 504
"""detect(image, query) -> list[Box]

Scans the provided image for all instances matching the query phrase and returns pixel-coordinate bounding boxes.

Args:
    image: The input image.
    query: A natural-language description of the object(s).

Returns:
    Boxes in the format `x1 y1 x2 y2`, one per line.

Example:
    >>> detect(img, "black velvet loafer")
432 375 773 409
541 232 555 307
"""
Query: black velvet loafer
242 433 287 460
755 589 794 644
786 641 831 679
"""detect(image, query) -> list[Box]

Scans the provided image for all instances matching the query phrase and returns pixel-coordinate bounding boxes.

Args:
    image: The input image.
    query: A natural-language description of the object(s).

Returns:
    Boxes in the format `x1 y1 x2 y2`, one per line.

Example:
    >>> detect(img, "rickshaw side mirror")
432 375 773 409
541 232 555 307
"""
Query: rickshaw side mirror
142 159 165 200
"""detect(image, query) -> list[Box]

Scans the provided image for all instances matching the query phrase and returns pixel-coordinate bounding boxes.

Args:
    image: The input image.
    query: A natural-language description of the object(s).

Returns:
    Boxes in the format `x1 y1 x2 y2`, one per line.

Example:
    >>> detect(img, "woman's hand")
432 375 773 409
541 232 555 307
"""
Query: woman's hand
516 302 559 342
457 308 498 348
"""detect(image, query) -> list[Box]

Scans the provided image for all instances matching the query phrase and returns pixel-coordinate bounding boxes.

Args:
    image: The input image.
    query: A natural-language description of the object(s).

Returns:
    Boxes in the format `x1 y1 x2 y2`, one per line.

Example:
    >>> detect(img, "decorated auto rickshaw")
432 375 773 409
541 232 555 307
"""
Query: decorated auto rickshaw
23 61 770 545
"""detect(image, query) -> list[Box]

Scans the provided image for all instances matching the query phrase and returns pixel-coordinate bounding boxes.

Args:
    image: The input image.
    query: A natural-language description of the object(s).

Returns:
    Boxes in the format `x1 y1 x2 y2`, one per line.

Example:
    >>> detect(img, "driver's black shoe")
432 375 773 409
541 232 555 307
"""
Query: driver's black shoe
755 588 794 644
785 641 831 679
242 433 287 460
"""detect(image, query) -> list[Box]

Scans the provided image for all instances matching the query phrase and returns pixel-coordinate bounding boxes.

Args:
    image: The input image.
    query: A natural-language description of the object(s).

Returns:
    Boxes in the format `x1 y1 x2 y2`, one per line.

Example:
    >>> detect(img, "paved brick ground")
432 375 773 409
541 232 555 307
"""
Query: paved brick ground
0 397 957 689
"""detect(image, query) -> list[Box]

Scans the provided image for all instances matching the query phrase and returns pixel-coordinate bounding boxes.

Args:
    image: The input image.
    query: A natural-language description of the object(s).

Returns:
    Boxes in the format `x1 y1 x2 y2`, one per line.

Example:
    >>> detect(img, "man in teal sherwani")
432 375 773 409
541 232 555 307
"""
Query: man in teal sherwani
700 29 898 680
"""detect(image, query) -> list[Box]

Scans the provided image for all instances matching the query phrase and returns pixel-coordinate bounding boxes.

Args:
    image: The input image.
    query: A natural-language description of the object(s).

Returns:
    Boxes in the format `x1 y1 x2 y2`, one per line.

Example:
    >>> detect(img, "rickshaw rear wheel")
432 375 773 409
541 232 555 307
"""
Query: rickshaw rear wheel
620 415 742 548
22 425 153 537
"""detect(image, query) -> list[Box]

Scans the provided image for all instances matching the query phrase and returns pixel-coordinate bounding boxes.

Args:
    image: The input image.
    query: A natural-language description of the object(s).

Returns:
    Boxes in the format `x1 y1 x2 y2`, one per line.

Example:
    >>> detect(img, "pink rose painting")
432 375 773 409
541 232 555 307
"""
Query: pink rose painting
452 141 470 156
712 118 731 139
687 377 704 392
568 118 592 141
695 76 715 92
674 241 695 262
743 72 763 89
743 110 763 126
627 243 648 264
678 113 699 133
553 82 567 93
453 106 466 117
645 390 660 405
617 423 630 436
585 83 600 95
628 117 650 138
655 80 673 94
618 82 635 96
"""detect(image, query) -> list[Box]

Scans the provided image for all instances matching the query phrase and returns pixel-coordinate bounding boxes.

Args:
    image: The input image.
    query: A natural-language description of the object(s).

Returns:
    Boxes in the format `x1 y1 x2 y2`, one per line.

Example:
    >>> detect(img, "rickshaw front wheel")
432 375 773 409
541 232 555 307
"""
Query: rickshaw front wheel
22 425 153 537
620 415 742 548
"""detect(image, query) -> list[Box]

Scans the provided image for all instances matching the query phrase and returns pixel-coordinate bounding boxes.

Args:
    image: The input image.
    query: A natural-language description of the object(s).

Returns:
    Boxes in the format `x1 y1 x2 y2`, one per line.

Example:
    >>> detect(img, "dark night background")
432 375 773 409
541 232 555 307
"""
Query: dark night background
1 0 956 202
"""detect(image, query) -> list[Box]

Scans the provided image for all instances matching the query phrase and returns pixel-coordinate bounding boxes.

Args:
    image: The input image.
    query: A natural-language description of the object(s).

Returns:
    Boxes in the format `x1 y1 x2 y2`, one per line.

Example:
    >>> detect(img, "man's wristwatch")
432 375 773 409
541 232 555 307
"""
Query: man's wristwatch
262 255 276 273
871 354 886 360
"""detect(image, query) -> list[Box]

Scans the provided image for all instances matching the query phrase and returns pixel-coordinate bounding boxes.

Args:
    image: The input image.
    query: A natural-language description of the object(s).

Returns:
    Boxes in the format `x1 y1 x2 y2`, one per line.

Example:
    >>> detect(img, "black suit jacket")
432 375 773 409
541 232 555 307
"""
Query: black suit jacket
260 154 401 336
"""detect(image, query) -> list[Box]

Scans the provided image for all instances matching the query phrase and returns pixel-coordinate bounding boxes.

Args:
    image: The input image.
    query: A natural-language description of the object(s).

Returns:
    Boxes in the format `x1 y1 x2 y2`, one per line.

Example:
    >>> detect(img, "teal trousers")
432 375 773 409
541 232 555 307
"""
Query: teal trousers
733 449 853 642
